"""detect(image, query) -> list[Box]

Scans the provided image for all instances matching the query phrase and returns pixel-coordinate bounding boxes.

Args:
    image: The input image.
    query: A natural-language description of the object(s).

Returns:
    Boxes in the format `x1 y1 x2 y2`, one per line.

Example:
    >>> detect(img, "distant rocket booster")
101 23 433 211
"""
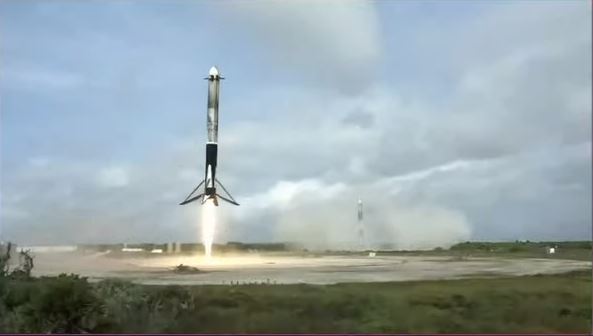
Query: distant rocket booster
357 198 366 249
180 66 239 207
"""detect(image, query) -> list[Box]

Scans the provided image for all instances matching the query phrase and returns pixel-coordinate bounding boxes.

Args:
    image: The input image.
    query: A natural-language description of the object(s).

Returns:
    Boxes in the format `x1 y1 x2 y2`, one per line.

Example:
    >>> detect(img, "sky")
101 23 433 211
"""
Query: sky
0 0 591 248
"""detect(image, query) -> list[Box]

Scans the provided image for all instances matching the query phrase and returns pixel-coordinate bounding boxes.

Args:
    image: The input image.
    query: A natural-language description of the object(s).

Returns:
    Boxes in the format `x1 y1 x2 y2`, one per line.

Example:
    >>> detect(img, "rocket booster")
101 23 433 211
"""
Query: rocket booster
180 66 239 207
357 198 366 249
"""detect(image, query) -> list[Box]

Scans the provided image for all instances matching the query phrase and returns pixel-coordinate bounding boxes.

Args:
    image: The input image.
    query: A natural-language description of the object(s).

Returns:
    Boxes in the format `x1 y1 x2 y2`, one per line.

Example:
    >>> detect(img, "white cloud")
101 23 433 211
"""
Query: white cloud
2 65 84 91
221 0 382 92
97 166 129 188
28 156 50 168
228 176 471 250
1 1 590 245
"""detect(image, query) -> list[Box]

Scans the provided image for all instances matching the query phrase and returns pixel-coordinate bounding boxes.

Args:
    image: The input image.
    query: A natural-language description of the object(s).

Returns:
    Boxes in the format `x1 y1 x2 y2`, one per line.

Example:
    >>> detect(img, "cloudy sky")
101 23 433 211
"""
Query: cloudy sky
1 0 591 248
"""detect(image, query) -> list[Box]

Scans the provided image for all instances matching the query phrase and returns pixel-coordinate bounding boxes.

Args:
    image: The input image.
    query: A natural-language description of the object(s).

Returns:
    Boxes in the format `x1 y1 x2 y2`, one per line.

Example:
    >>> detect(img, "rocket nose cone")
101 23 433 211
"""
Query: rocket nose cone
209 66 219 77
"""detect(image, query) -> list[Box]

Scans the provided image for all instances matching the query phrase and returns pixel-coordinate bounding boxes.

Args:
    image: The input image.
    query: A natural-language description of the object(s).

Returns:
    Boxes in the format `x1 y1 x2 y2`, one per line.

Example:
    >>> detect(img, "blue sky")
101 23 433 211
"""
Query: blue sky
1 0 591 247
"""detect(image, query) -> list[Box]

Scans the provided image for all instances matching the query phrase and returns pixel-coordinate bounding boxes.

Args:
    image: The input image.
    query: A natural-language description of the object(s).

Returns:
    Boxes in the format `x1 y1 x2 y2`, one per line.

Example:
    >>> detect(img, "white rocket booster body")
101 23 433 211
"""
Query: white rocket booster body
180 66 239 207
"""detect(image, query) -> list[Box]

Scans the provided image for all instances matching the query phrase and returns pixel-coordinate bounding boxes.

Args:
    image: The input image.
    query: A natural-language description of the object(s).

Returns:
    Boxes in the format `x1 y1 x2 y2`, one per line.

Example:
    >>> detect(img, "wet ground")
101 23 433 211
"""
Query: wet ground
29 251 592 285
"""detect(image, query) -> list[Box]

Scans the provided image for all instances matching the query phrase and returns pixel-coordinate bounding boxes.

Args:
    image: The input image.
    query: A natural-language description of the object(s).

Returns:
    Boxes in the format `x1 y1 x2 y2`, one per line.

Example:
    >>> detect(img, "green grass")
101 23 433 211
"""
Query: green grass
377 248 592 261
374 241 592 261
1 270 591 333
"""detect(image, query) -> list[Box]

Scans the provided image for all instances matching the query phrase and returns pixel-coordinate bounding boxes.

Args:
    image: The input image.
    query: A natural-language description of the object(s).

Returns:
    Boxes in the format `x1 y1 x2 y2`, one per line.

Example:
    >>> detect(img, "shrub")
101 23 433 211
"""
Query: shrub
21 274 104 333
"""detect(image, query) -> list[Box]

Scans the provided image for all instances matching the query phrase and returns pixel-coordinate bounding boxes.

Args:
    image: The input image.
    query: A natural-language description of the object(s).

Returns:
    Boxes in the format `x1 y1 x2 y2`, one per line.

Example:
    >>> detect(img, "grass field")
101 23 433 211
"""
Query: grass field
1 270 591 333
374 241 592 261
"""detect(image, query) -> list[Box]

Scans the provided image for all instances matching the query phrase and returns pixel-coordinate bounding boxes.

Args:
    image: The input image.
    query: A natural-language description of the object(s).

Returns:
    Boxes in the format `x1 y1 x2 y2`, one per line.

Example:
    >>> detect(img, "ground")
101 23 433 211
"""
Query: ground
30 250 592 285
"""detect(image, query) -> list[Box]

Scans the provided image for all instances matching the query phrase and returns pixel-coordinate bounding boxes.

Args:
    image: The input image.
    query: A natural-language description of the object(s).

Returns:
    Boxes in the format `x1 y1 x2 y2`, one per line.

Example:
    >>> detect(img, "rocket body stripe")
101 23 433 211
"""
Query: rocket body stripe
205 143 218 191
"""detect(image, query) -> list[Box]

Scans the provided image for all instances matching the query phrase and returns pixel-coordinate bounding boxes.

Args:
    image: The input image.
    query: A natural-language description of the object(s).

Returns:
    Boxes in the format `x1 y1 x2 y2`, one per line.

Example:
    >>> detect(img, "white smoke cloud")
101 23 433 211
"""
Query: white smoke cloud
232 178 471 250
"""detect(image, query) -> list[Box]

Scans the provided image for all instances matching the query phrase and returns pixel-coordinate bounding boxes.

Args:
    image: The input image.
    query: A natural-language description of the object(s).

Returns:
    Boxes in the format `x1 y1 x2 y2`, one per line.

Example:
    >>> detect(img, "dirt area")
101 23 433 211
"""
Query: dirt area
30 251 591 285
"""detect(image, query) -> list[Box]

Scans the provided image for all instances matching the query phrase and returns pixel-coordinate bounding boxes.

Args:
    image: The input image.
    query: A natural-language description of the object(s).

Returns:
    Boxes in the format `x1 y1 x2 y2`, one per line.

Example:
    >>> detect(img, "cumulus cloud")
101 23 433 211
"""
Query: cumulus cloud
220 0 382 93
1 155 200 244
27 156 50 168
1 1 590 247
446 1 591 155
1 64 84 91
97 166 130 188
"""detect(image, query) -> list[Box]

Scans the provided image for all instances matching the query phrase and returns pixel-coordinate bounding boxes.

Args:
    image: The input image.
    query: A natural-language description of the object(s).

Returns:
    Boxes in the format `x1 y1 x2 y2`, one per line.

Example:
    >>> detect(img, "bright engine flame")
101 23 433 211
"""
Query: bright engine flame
201 199 217 258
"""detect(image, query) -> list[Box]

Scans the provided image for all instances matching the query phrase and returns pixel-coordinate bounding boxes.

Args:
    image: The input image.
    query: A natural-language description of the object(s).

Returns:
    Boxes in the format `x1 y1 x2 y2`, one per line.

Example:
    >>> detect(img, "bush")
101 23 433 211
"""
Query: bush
0 274 105 333
509 246 525 253
1 270 591 333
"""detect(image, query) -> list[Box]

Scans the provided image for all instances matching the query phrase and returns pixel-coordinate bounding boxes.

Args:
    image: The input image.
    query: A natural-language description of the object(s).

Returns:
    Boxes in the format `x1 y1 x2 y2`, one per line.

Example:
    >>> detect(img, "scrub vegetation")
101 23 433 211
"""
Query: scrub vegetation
379 240 592 261
84 240 592 261
0 270 590 333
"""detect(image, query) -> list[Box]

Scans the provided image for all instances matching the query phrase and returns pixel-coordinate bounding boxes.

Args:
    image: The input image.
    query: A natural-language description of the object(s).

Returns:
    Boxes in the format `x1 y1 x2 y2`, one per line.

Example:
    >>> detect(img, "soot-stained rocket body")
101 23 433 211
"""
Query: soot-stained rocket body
180 66 239 207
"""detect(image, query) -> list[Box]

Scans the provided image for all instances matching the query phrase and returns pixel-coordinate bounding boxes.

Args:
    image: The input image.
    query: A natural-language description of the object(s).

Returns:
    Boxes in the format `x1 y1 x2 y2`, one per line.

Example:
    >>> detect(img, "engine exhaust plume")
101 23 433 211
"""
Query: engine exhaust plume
201 198 217 258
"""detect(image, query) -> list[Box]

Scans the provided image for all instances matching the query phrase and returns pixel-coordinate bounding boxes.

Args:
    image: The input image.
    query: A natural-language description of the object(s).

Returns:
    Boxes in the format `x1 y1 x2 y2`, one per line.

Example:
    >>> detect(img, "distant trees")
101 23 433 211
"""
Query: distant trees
0 242 34 279
0 242 12 277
